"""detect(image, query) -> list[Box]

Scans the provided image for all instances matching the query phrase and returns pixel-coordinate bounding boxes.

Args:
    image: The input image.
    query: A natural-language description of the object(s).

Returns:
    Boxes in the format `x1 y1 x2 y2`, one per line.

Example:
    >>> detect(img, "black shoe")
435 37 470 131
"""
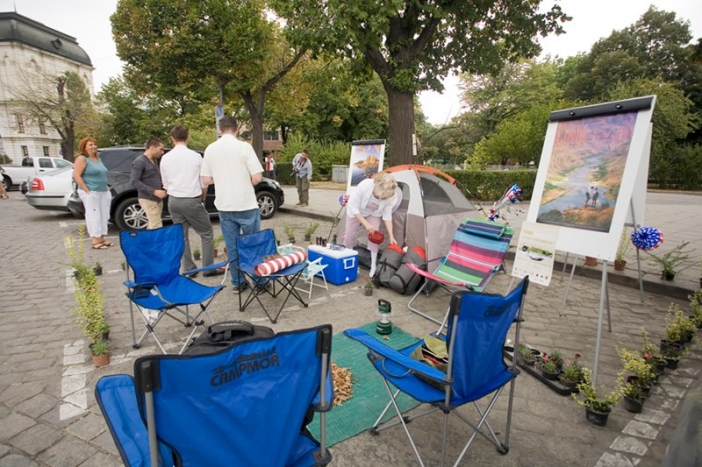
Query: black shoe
203 268 225 277
184 271 198 278
232 282 250 294
255 281 272 291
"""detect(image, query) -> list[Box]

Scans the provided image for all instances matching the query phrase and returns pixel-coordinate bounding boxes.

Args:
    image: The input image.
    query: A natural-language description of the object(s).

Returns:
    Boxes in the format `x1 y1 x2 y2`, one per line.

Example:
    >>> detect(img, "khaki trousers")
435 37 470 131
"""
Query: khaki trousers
139 198 163 229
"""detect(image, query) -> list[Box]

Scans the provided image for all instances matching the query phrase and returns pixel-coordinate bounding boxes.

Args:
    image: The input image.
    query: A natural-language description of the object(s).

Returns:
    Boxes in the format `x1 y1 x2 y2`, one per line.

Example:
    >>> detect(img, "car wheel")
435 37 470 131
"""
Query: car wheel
257 191 278 220
2 176 10 191
115 197 148 231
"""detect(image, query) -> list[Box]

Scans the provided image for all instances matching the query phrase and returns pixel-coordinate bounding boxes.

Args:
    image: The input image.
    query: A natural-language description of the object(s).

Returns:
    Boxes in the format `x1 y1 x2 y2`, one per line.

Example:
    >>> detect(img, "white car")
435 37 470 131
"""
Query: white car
25 166 75 211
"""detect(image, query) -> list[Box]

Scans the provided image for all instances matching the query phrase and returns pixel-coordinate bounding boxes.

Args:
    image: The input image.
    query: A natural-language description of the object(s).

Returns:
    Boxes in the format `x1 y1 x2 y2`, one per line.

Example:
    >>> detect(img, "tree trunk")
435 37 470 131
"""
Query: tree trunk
240 91 265 159
384 84 415 167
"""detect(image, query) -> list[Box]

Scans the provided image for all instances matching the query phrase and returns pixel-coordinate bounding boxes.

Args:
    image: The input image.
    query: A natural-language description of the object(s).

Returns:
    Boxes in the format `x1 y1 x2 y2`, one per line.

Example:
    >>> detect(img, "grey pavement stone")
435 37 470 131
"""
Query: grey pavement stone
79 452 123 467
36 435 97 467
66 413 106 442
0 453 39 466
622 420 660 440
610 436 649 456
9 423 64 456
90 431 119 457
0 443 11 458
14 394 60 419
596 452 637 467
0 412 36 442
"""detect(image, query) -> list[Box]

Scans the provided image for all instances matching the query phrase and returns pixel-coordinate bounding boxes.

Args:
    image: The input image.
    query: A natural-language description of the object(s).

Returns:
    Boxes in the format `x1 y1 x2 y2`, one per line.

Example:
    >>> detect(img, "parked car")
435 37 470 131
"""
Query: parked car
25 166 75 211
2 156 73 190
67 146 284 231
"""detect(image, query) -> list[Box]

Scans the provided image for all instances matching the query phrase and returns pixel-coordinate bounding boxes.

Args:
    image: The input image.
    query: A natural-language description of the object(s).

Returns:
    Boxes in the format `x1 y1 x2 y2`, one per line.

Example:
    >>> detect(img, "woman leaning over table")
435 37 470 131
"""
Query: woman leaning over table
73 137 112 249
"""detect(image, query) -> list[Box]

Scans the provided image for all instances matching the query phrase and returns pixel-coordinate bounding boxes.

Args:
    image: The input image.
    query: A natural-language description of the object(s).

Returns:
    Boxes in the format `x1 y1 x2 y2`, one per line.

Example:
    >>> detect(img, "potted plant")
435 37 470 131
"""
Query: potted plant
619 348 655 397
614 228 631 271
664 305 696 348
559 354 582 388
65 226 109 359
284 225 296 244
213 234 224 258
689 290 702 329
537 353 560 380
517 342 537 366
93 262 103 276
621 382 645 413
639 328 666 376
90 339 110 367
572 368 622 426
304 222 320 242
645 240 692 280
364 278 374 296
584 256 598 266
193 247 201 261
663 347 682 369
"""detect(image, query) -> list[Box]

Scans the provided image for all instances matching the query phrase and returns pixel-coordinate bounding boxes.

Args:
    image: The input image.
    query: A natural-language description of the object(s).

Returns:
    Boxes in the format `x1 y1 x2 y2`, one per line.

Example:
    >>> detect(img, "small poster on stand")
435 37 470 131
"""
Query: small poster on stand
512 222 560 286
346 140 386 195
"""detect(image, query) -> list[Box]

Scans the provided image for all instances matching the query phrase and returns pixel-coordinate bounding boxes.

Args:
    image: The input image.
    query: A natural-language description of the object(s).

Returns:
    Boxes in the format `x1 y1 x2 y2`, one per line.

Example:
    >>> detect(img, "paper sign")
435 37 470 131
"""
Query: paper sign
512 222 560 286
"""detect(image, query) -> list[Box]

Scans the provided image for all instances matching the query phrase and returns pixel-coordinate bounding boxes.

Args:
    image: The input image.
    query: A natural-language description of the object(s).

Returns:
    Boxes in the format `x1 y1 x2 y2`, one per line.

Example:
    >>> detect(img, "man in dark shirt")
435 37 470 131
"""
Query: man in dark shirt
130 137 166 229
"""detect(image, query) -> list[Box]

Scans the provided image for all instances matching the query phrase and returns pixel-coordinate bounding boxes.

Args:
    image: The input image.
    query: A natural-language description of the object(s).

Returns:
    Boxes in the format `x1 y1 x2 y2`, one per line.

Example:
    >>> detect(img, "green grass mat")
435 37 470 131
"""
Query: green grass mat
308 322 421 447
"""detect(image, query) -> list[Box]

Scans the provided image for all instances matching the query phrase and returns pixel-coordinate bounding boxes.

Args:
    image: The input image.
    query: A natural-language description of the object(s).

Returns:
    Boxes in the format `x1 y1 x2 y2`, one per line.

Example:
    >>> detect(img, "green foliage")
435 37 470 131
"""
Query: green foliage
278 134 352 179
91 339 110 357
283 225 296 240
616 228 631 261
65 226 107 345
572 368 623 413
619 348 655 387
646 241 692 276
304 222 320 236
689 291 702 327
445 169 537 202
665 304 696 343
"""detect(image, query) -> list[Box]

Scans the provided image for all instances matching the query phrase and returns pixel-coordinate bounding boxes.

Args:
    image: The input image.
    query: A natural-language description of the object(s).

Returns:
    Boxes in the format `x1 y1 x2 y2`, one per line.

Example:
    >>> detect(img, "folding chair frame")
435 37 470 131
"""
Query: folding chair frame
295 257 329 300
235 231 309 324
346 277 529 467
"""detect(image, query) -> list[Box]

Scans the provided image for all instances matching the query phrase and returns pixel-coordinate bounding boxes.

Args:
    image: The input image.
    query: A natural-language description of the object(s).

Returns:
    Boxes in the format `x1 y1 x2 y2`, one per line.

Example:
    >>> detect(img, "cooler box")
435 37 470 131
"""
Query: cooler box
308 245 359 285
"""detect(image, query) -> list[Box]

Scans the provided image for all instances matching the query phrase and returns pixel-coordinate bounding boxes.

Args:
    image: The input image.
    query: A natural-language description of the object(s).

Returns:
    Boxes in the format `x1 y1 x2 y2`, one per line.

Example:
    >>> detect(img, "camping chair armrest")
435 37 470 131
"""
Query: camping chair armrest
313 372 335 412
124 280 156 289
183 260 229 276
344 328 448 383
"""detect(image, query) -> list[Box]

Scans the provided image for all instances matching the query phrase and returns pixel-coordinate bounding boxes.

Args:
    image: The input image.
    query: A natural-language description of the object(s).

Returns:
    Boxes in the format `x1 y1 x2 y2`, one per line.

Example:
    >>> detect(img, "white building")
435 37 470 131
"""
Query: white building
0 12 93 163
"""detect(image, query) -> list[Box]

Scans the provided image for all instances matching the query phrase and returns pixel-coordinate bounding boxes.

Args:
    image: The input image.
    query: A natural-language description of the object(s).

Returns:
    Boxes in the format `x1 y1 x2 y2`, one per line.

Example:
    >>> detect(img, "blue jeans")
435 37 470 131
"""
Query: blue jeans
219 208 261 287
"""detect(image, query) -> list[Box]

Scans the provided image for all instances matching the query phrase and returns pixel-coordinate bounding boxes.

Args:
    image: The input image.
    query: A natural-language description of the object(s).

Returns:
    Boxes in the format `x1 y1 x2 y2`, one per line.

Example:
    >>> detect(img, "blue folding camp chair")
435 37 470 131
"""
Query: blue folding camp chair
121 225 225 354
345 277 529 467
407 218 513 326
95 325 333 467
235 229 308 323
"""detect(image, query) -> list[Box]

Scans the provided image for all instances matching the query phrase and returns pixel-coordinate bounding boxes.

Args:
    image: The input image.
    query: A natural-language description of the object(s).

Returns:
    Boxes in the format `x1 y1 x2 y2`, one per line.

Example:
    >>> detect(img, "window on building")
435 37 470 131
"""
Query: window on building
21 146 29 158
39 118 47 134
263 131 280 141
42 146 50 157
16 115 25 133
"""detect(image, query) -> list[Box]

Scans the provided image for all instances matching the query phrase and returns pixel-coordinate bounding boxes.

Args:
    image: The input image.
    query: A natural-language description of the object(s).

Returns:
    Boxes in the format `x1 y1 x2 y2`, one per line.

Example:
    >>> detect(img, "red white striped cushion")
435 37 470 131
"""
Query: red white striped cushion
254 251 307 276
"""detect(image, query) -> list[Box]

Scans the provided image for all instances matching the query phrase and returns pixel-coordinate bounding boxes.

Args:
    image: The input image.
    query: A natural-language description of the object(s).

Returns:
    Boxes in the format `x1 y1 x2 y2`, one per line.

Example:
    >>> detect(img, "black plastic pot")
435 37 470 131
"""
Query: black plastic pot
623 396 644 413
585 407 610 426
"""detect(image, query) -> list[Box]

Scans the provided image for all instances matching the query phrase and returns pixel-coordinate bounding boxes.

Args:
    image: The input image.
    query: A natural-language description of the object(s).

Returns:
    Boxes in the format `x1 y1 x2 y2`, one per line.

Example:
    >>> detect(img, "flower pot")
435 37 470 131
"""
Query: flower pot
193 252 201 260
666 357 680 369
213 249 219 258
304 234 312 242
364 288 373 296
538 363 560 381
626 376 652 398
622 396 644 413
519 354 536 366
92 353 110 368
287 238 296 244
584 256 598 266
93 267 103 276
660 340 683 354
613 259 627 271
558 373 579 388
585 407 610 426
662 271 675 281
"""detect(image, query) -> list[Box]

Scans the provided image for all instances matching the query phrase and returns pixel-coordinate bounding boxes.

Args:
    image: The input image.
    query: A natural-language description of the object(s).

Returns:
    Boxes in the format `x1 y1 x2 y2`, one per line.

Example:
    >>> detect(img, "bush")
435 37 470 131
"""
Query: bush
278 134 352 180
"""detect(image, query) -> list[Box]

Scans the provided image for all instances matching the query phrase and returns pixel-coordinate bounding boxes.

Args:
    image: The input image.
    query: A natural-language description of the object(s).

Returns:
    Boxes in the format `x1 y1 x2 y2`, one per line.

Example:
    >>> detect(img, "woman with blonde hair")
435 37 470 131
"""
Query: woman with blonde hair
343 172 398 276
73 137 112 249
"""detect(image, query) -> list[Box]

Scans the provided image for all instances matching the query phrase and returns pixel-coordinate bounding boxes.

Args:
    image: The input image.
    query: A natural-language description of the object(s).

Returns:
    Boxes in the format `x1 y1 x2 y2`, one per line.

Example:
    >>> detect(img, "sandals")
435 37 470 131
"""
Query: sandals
92 243 109 250
103 241 115 247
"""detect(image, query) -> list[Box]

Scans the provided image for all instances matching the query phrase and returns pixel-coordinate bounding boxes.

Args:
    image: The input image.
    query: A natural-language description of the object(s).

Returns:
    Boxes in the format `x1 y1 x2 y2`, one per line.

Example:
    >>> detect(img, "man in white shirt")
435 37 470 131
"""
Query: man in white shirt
201 116 265 293
160 125 221 277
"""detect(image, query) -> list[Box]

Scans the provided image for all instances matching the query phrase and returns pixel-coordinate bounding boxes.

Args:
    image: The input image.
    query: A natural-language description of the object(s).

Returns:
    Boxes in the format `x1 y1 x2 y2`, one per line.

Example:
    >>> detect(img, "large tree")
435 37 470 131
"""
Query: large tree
111 0 306 156
10 70 94 161
270 0 569 165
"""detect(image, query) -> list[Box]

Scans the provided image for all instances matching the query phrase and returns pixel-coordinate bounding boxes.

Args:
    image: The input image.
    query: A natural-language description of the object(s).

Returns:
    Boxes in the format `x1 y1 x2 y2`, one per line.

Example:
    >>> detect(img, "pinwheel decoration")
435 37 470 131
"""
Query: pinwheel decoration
488 184 524 221
631 226 663 251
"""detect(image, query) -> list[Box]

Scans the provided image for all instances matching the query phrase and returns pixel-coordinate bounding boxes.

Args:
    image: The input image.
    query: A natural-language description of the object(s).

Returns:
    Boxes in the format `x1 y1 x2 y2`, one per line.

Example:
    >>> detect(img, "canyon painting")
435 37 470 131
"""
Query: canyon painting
536 112 637 232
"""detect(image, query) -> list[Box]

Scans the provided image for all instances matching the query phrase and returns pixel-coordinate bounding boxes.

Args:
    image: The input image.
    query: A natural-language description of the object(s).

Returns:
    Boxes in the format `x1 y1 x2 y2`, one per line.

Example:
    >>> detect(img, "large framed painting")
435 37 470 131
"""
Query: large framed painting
346 140 386 194
526 96 656 261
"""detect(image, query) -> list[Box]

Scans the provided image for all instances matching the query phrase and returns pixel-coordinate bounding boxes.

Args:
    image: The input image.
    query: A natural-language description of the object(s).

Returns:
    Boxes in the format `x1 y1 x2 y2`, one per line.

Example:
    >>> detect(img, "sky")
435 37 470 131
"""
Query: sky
3 0 701 125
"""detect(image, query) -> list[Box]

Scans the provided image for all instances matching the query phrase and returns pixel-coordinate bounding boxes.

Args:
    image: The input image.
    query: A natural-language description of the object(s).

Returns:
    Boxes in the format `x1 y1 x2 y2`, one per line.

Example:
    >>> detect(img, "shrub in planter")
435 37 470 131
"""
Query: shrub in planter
572 368 622 427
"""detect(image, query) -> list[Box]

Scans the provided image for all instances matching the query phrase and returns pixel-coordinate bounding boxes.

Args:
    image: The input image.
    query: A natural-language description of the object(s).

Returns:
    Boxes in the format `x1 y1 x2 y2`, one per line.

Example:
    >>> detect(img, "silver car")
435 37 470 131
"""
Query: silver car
25 166 74 211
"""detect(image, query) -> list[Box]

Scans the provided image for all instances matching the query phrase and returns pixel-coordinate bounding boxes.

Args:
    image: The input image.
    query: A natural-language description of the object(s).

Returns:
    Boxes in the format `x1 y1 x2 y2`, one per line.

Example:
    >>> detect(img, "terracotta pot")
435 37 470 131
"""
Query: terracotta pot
92 353 110 368
613 260 626 271
584 256 598 266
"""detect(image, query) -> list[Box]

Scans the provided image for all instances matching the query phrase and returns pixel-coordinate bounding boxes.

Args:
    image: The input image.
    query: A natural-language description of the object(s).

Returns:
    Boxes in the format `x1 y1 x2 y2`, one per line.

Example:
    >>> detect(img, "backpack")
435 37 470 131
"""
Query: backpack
374 244 404 287
184 320 275 356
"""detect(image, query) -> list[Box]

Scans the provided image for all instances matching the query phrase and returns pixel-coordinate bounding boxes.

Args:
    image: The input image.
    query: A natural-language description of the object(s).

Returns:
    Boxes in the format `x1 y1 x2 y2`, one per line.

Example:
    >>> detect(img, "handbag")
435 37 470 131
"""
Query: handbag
409 334 448 389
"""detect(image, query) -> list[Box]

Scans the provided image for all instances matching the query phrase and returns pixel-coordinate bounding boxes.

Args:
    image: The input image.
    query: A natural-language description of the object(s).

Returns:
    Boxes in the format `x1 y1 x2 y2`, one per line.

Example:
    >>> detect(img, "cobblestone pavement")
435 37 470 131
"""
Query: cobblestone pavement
0 190 700 466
